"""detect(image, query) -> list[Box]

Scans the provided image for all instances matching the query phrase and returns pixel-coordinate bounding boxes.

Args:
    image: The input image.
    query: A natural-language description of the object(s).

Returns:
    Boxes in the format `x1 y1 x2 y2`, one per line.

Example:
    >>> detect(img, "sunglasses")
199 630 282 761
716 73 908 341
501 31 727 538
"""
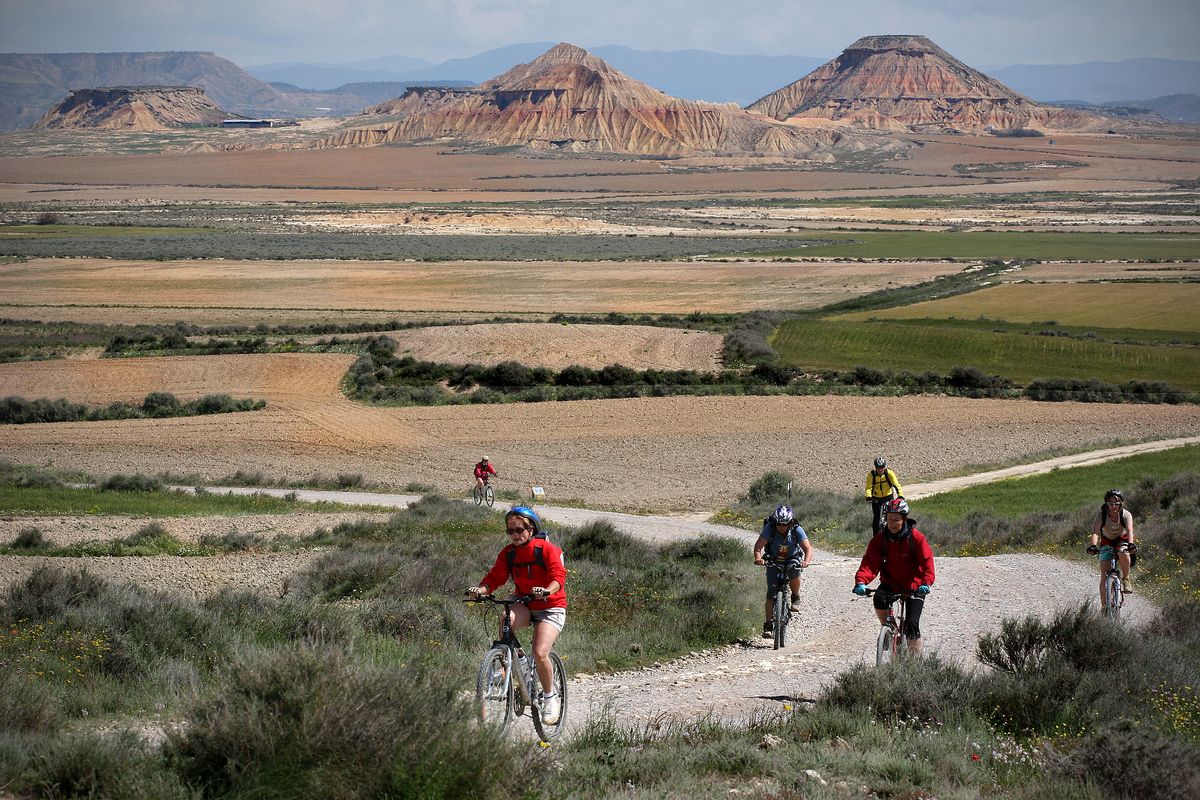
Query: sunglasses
1106 500 1123 506
506 527 529 535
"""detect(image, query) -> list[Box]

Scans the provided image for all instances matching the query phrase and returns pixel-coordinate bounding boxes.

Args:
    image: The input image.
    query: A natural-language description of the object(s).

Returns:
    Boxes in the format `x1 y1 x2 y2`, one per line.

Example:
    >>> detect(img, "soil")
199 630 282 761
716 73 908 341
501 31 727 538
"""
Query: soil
3 353 1199 512
386 323 723 370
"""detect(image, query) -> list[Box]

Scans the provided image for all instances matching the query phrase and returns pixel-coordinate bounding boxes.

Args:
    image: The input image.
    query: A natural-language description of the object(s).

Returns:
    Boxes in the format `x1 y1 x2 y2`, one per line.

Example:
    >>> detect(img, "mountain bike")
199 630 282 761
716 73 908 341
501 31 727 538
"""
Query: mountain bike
465 595 566 740
473 478 495 507
1089 542 1135 621
765 562 802 650
863 588 913 667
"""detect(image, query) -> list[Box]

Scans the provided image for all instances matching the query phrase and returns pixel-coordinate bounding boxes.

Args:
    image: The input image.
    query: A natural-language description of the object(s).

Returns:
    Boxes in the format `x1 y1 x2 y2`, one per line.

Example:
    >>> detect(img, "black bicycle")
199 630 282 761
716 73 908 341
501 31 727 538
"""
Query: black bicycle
465 595 566 740
1089 542 1135 621
863 588 913 667
764 562 802 650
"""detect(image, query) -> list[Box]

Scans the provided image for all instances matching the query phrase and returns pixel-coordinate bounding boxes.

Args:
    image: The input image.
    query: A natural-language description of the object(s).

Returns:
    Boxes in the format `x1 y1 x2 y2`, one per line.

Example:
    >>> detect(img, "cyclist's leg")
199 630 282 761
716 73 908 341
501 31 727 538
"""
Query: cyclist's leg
787 566 802 610
1097 548 1112 607
530 612 564 693
1118 546 1132 580
764 566 780 623
872 588 891 626
903 595 925 653
507 603 532 635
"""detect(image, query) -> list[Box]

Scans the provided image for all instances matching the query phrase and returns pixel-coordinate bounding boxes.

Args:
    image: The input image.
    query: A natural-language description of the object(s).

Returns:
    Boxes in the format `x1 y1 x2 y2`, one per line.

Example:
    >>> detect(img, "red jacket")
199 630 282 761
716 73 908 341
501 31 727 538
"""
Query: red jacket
480 537 567 611
474 462 497 480
855 525 935 592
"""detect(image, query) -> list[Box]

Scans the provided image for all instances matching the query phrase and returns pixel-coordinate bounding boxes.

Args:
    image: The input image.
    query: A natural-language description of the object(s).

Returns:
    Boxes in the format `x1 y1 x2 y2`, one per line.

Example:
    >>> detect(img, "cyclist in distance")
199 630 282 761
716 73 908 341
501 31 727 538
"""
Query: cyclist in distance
865 456 904 535
853 497 935 653
753 504 814 639
467 506 567 725
474 456 498 493
1088 488 1136 597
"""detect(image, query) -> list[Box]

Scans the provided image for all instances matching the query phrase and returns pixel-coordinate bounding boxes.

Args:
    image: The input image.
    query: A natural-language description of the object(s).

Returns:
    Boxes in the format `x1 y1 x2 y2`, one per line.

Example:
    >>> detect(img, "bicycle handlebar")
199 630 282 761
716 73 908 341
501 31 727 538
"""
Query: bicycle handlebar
463 593 536 606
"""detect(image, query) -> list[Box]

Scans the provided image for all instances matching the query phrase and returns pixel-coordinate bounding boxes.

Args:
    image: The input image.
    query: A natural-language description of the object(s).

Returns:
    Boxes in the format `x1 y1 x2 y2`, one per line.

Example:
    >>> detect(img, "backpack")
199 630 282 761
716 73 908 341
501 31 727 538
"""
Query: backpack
762 520 803 562
505 530 550 578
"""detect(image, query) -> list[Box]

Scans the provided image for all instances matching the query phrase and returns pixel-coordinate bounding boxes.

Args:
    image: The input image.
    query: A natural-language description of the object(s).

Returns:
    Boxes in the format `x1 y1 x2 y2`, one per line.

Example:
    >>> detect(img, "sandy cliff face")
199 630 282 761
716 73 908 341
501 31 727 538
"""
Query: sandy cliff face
324 43 903 158
748 35 1103 133
32 87 229 130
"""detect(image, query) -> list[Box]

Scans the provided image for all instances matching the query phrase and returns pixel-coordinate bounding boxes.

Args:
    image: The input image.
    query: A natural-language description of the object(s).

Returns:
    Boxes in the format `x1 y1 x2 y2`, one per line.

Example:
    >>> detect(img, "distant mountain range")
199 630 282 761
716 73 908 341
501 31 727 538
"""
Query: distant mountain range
247 45 1200 111
1 45 1196 133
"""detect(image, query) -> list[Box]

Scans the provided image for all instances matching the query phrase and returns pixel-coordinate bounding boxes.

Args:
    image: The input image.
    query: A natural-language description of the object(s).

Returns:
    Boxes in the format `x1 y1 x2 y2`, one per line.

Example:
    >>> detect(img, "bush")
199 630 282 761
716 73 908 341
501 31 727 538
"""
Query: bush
141 392 182 417
10 526 51 551
820 655 974 722
168 645 541 800
744 470 794 504
561 519 656 569
100 473 164 492
1060 718 1200 800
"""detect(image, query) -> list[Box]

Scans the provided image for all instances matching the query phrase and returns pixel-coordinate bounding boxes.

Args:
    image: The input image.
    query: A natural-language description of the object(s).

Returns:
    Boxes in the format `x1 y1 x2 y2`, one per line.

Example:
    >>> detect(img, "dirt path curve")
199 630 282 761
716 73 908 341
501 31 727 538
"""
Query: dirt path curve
905 436 1200 500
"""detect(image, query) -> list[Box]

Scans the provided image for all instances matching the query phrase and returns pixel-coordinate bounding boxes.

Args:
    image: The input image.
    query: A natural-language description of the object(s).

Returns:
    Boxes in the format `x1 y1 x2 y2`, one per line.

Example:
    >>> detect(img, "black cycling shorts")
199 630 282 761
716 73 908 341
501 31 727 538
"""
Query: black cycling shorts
873 586 925 639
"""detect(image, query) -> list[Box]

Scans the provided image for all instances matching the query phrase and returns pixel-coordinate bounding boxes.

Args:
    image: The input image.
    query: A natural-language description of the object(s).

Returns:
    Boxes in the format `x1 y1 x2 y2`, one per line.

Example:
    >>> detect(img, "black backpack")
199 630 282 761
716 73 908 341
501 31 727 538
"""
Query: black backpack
505 531 550 578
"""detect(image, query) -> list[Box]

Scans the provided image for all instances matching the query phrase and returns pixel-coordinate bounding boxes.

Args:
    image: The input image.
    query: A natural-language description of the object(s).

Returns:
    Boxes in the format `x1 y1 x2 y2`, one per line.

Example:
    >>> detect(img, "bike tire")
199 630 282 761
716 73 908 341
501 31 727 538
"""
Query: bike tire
1105 574 1122 621
531 651 568 741
473 486 484 506
475 647 513 733
485 484 495 507
773 590 787 650
876 626 894 668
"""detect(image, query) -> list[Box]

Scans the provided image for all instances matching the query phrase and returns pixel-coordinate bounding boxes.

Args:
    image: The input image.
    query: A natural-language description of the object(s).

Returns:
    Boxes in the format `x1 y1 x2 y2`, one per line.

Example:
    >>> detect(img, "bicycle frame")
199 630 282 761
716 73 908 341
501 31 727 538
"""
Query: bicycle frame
864 588 912 666
764 562 801 650
1097 544 1129 621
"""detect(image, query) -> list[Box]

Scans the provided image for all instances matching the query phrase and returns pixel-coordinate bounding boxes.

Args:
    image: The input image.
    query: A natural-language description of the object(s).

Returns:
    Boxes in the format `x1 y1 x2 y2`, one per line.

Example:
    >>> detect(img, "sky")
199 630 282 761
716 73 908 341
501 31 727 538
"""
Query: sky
1 0 1197 67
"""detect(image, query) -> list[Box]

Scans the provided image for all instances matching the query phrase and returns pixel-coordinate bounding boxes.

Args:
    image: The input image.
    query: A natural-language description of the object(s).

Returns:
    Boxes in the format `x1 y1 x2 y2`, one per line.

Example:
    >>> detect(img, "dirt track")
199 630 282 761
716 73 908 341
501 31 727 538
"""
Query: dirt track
3 353 1199 511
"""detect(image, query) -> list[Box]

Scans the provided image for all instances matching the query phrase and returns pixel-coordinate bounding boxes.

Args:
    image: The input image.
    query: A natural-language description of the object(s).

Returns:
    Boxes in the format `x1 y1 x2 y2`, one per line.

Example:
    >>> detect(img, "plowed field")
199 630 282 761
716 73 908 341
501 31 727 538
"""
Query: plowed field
3 353 1198 510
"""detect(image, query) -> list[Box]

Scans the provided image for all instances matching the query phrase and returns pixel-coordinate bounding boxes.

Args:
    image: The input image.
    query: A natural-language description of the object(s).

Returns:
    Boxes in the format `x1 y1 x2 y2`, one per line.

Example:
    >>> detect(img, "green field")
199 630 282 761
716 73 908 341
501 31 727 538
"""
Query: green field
0 224 215 238
837 283 1200 332
915 444 1200 521
748 229 1200 261
770 318 1200 390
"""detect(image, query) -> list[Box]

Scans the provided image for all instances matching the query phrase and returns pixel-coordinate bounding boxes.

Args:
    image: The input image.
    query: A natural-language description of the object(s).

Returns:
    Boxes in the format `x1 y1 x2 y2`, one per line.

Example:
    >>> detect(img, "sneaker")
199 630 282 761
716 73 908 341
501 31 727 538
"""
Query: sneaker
541 692 561 725
1123 577 1134 593
790 595 802 613
762 622 774 639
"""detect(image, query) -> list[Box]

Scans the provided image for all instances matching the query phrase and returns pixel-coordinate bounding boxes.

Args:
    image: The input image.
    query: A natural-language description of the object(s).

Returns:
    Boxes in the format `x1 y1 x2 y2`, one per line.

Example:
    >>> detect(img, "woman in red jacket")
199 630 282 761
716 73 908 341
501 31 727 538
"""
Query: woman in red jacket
852 497 935 654
467 506 567 724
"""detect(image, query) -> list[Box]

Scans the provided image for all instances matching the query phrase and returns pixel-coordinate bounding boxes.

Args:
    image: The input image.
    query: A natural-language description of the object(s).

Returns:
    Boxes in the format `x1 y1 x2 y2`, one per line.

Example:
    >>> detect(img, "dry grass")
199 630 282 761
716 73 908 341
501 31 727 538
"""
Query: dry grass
0 257 962 314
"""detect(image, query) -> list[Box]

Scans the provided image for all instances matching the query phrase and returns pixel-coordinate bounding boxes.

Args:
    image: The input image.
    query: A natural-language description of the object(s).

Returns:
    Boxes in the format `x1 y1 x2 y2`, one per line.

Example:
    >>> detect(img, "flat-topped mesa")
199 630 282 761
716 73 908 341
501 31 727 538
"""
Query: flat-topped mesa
748 34 1101 132
33 86 230 130
325 42 906 158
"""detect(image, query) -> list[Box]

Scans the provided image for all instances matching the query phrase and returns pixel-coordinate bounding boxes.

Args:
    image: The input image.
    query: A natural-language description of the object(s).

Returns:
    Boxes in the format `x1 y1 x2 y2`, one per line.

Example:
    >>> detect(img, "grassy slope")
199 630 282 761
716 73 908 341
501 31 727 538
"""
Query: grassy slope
747 230 1200 260
0 484 367 516
836 283 1200 333
770 317 1200 389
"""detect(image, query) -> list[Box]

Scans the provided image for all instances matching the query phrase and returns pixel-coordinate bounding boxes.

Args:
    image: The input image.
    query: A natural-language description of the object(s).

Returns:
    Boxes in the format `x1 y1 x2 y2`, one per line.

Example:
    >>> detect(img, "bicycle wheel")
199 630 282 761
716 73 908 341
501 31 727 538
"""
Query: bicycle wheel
475 647 512 732
531 651 568 740
484 484 495 507
1105 574 1122 621
876 625 895 667
773 590 787 650
473 485 484 505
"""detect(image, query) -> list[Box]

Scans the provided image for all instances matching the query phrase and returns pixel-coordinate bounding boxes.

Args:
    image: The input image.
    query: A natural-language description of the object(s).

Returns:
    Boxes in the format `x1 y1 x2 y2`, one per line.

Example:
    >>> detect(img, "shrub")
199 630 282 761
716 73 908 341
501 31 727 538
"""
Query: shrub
820 655 974 722
168 645 540 800
744 470 794 504
141 392 182 417
35 211 60 225
100 473 164 492
1060 718 1200 800
561 519 656 568
11 526 51 551
27 731 193 800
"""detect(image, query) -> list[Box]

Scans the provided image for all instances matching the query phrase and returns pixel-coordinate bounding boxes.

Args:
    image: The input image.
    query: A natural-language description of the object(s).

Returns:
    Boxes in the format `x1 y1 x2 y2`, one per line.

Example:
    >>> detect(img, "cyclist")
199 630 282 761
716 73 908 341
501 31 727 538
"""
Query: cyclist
474 456 498 494
853 497 934 654
467 506 566 725
753 504 813 639
1088 488 1136 599
865 456 903 535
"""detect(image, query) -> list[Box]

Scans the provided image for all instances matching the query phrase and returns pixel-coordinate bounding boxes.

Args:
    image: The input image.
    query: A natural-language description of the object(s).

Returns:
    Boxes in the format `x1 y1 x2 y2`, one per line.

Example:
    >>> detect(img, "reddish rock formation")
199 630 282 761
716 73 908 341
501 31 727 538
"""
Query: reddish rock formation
326 43 903 157
33 86 229 130
748 35 1103 133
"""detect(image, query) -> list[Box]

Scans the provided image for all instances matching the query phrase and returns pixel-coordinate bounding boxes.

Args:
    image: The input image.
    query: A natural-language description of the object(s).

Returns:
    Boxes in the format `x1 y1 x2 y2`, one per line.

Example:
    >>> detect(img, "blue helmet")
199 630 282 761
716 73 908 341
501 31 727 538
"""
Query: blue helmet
506 506 542 535
771 505 795 525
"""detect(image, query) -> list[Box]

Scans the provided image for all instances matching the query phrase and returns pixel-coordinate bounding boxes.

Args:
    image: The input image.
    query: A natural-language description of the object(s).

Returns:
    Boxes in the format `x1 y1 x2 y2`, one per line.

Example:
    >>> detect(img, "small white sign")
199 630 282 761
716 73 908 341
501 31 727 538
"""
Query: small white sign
531 486 546 501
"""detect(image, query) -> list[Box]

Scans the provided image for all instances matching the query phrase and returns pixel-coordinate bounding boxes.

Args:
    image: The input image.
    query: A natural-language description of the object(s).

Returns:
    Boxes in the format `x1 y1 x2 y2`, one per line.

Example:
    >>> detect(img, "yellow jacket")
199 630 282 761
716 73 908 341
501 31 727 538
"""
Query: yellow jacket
865 468 902 499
